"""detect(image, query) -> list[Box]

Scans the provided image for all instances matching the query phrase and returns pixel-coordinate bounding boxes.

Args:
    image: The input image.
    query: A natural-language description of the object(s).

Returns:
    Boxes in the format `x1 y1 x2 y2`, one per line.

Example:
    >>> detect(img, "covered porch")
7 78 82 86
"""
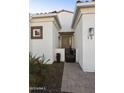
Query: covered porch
56 32 76 63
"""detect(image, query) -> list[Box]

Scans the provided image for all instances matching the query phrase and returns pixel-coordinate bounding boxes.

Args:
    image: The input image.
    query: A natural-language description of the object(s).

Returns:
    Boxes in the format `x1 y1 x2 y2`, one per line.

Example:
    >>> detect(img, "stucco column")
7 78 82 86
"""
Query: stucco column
59 36 62 48
72 35 74 48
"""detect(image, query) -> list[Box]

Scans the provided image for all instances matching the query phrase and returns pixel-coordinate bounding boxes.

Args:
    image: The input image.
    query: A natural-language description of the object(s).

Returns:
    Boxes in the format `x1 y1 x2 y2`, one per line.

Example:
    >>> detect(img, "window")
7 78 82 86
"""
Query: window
31 26 43 39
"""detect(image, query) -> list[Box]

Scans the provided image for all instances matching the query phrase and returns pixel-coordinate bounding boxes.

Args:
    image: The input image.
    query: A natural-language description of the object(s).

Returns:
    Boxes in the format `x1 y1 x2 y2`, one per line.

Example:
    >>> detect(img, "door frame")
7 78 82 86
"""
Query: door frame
59 32 74 48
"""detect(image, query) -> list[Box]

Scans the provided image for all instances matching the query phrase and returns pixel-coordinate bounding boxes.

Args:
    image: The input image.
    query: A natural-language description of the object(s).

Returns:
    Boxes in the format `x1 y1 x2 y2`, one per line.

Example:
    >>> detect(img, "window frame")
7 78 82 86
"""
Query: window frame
31 26 43 39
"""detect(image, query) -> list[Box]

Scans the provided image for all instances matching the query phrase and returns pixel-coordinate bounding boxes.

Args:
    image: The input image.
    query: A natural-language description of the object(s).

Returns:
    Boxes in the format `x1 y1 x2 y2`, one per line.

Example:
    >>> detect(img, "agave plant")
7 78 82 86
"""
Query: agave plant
29 52 50 87
39 54 50 64
29 52 50 64
29 53 40 64
29 52 50 75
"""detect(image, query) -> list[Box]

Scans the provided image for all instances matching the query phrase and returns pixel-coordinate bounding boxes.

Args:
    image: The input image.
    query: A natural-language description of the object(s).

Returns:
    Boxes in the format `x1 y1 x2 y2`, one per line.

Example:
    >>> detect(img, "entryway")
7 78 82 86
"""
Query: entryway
61 35 72 48
58 32 76 63
59 32 74 48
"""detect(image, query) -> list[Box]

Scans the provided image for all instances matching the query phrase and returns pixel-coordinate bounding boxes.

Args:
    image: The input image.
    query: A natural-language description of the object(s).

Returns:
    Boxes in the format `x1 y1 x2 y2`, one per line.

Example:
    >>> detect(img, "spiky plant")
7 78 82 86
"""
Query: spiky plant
29 52 50 64
29 52 50 87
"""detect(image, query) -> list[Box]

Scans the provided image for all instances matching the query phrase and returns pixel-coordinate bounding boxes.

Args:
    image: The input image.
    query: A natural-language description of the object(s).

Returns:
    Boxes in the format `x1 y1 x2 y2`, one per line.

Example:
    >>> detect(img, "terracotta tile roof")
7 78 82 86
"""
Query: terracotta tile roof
77 0 95 3
57 9 73 13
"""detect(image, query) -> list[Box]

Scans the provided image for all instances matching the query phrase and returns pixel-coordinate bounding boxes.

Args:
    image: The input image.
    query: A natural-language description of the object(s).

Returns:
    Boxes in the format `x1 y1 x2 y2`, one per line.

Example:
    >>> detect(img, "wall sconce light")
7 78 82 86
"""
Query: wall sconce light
88 27 94 39
58 36 60 39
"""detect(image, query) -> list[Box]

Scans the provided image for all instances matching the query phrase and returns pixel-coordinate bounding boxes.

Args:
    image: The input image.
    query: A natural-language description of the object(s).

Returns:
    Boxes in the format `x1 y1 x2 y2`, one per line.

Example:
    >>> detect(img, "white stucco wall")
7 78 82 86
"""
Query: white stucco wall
55 49 65 62
30 18 56 64
52 22 59 61
73 4 95 72
58 11 73 32
82 13 95 72
74 17 83 66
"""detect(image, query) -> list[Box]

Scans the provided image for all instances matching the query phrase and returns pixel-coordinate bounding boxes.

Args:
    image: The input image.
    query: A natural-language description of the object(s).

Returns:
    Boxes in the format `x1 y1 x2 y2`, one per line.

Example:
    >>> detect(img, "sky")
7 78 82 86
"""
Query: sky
29 0 92 13
29 0 77 13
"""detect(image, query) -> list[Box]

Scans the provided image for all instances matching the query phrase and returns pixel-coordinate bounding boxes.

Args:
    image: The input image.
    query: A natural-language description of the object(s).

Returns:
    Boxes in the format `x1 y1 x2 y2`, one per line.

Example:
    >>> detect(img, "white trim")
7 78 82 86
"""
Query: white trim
73 12 95 29
53 21 60 30
77 1 95 8
31 13 57 18
30 13 61 29
73 12 82 29
31 20 54 23
72 2 95 28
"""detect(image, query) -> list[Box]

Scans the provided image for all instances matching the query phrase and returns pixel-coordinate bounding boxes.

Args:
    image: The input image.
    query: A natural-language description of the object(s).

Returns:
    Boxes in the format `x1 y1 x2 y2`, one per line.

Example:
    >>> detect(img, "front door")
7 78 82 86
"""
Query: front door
61 36 71 48
59 32 74 48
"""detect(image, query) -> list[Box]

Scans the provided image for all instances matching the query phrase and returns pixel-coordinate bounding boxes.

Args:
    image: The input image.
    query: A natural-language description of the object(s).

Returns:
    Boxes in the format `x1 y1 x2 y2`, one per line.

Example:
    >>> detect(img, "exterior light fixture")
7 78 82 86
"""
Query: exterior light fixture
88 27 94 39
58 36 60 39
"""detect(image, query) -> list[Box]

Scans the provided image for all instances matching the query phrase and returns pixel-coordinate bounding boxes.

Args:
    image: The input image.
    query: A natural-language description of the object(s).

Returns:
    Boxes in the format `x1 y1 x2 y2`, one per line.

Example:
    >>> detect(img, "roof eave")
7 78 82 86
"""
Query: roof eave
71 2 95 29
30 13 61 29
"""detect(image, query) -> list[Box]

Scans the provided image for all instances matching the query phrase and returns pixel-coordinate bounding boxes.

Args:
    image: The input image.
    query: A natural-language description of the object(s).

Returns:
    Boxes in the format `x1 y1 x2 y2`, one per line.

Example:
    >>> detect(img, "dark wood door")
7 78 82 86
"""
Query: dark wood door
65 48 76 62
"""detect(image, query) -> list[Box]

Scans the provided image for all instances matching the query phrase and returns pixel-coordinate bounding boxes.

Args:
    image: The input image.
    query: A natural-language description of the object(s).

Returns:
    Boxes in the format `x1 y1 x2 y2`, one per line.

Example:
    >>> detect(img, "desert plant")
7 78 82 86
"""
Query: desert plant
29 52 50 87
29 52 50 64
39 54 50 64
29 52 50 74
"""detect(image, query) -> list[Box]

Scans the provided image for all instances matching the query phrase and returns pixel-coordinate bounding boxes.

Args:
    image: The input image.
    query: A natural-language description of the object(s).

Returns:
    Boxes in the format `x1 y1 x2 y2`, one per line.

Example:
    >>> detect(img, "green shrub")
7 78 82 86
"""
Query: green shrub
29 52 50 87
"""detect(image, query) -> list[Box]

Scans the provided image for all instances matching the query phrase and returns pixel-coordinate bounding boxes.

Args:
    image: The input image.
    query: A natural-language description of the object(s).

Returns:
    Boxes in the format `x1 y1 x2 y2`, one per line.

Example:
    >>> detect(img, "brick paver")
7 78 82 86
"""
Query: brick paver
61 63 95 93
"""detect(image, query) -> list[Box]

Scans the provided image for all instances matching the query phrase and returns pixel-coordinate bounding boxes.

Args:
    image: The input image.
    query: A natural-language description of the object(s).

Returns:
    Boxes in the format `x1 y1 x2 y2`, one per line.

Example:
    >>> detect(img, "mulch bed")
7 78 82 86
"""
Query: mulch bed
30 62 67 93
46 62 64 90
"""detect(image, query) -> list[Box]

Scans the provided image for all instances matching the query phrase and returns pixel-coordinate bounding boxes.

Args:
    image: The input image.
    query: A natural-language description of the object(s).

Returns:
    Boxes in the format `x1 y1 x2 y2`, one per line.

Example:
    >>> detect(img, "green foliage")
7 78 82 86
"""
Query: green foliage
29 52 50 87
29 52 50 64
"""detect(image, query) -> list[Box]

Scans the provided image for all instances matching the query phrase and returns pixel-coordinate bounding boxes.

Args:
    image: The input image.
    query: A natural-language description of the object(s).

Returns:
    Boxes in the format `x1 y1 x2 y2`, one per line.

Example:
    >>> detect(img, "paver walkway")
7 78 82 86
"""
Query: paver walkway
61 63 95 93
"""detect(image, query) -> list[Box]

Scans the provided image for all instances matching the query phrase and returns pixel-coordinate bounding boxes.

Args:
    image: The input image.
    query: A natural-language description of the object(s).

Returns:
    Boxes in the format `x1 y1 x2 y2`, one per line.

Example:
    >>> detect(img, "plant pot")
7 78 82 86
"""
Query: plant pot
56 53 61 62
